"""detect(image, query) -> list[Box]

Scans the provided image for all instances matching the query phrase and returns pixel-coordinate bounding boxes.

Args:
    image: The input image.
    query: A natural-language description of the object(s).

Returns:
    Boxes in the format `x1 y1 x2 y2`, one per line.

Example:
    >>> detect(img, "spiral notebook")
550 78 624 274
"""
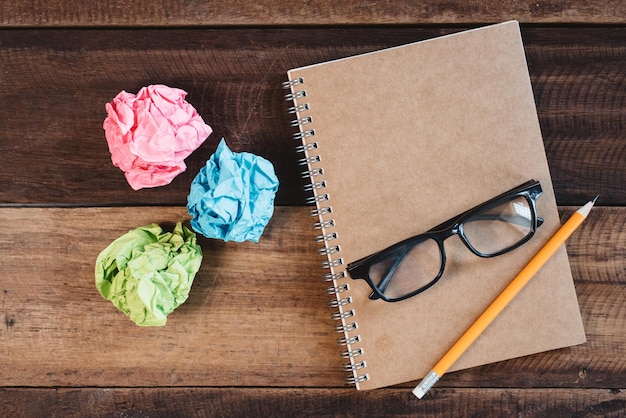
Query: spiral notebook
285 21 586 390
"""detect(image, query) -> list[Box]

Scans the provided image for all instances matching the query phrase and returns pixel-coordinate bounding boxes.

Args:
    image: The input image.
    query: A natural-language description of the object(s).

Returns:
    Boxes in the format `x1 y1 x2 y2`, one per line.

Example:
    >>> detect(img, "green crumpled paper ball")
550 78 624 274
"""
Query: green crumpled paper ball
95 222 202 326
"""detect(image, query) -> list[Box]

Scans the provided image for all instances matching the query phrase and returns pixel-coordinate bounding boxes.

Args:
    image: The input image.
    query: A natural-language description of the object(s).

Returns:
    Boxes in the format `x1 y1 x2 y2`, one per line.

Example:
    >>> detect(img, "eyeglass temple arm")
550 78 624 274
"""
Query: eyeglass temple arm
368 248 408 300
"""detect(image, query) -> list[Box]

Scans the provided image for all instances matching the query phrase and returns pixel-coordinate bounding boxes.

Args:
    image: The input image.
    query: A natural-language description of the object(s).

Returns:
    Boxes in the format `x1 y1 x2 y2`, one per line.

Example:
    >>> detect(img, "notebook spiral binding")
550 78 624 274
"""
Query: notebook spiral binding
283 76 369 386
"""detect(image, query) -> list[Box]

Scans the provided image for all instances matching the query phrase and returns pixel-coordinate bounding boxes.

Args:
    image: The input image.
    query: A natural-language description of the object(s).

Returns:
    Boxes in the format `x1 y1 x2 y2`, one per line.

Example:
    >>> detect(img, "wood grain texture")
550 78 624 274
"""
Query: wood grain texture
1 9 625 415
0 206 341 388
1 0 625 27
0 388 625 417
0 27 624 207
0 206 624 389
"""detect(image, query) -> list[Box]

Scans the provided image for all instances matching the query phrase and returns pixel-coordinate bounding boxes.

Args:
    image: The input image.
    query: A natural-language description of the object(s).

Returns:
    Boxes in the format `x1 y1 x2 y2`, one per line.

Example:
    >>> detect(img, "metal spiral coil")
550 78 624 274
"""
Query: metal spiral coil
291 116 312 127
331 309 354 321
306 193 329 204
321 258 343 269
288 103 309 114
323 270 345 282
285 75 366 387
282 77 304 88
327 283 349 294
284 90 306 101
343 361 366 372
337 335 360 345
310 207 332 217
318 245 340 256
340 348 364 359
345 374 369 384
315 232 337 243
301 167 323 178
299 154 321 166
312 219 335 229
334 321 357 332
293 129 315 141
328 296 352 308
304 180 326 192
296 142 318 153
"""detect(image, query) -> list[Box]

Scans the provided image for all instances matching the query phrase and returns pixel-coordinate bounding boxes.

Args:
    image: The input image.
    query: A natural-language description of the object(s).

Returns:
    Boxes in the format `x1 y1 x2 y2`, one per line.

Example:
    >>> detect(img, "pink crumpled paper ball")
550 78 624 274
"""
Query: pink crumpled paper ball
103 84 213 190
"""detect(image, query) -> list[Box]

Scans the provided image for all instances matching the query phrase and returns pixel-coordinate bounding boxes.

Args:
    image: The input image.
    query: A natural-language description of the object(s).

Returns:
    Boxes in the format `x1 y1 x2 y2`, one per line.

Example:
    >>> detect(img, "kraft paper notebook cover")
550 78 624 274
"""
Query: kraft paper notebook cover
284 21 586 390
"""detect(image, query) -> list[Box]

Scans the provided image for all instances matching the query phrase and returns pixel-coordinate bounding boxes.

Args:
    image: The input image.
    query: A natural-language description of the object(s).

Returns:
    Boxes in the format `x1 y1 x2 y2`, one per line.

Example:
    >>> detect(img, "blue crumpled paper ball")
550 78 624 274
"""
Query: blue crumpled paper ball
187 138 279 242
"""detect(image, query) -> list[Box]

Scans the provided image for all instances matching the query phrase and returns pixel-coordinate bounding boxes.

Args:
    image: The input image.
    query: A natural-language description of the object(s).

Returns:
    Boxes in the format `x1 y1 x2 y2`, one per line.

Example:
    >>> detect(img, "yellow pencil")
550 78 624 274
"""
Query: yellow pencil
413 196 598 399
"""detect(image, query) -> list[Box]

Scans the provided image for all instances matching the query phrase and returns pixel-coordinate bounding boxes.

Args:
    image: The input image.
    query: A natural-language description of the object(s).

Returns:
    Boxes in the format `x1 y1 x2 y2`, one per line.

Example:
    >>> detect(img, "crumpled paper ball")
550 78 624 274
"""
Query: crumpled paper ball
103 84 212 190
187 138 279 242
95 222 203 326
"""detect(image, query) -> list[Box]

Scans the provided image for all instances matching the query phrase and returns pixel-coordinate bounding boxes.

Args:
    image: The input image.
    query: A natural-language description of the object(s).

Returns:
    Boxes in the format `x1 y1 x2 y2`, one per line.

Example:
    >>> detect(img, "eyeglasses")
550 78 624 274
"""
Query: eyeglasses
346 180 544 302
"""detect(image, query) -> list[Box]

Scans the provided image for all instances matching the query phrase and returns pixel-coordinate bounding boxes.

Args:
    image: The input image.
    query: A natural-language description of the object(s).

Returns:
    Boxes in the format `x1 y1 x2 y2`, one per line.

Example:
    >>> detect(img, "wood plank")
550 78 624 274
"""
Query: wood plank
0 206 343 387
1 1 625 27
1 388 625 417
0 206 624 388
0 27 624 207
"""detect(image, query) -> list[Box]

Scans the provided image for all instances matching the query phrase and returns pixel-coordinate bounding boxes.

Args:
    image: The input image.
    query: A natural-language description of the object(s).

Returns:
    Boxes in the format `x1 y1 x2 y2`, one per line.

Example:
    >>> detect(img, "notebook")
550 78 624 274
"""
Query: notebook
284 21 586 390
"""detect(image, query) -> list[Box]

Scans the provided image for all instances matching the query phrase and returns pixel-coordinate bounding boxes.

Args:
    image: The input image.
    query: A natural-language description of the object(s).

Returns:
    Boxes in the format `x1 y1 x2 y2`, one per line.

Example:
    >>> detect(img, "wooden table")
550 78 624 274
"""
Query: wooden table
1 2 625 416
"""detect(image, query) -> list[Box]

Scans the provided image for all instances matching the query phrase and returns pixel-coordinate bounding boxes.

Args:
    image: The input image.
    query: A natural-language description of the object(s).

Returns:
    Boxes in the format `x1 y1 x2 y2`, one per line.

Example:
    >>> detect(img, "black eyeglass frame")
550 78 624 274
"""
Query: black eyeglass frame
346 180 544 302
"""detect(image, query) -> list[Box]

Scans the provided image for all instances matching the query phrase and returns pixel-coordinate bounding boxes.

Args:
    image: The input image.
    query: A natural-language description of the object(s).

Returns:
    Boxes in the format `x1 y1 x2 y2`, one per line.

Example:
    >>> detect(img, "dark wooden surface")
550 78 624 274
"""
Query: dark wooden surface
1 0 625 25
1 27 625 207
0 2 625 417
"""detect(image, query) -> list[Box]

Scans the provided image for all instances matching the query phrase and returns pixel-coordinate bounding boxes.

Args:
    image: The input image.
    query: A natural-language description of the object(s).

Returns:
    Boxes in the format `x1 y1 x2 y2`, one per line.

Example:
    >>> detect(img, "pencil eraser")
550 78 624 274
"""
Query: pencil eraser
412 386 426 399
412 370 440 400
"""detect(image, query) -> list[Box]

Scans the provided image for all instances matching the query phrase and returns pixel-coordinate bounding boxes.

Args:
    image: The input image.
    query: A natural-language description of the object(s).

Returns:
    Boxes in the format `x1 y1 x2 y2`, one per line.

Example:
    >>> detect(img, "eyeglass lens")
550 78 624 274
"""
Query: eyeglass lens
462 196 533 255
368 195 534 300
369 239 442 300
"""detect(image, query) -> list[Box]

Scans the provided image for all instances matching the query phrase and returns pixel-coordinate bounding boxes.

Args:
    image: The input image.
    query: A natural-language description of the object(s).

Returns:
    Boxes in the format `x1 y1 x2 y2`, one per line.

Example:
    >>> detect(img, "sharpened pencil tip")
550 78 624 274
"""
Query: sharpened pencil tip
592 195 599 204
577 197 597 218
